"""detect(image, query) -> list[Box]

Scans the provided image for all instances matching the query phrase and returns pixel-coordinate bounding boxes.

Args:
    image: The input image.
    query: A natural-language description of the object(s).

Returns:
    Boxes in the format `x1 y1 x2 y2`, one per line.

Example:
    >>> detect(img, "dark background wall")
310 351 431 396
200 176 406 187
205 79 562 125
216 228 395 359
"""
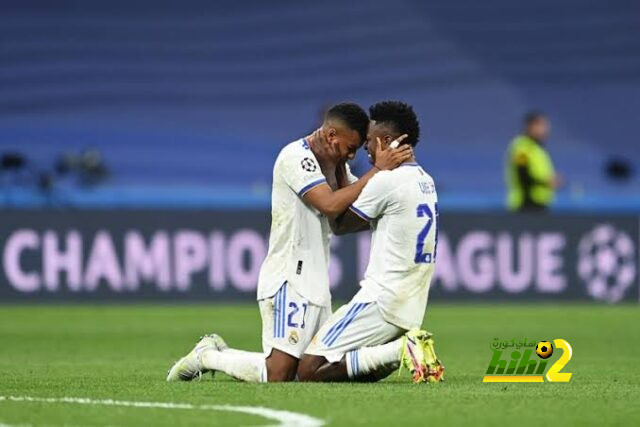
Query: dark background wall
1 211 637 303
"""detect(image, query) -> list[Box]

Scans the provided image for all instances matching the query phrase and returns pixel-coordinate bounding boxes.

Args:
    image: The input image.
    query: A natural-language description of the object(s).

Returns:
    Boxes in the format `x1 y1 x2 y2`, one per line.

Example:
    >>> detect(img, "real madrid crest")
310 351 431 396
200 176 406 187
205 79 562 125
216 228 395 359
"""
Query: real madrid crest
288 330 299 345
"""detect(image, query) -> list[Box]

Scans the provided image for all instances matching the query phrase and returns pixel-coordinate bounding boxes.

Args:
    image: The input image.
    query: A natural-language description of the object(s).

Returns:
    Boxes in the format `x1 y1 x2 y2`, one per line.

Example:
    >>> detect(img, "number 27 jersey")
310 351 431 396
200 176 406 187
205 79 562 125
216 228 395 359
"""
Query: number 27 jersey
350 163 438 330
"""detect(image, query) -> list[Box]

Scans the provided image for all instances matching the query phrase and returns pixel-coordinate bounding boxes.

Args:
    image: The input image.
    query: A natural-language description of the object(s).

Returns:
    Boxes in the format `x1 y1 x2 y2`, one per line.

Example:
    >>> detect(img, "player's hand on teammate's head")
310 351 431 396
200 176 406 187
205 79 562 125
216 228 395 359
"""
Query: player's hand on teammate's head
374 134 413 170
310 128 340 168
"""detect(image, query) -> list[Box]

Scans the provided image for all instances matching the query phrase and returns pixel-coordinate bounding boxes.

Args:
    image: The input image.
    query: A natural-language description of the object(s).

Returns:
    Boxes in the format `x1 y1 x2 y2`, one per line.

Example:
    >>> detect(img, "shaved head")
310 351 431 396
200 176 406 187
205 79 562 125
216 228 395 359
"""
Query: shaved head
321 103 369 161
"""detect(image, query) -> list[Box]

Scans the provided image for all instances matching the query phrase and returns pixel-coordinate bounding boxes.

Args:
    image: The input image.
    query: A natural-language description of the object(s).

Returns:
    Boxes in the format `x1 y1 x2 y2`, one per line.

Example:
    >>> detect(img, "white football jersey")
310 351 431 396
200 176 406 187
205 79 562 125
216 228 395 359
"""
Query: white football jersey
257 138 357 307
350 163 438 330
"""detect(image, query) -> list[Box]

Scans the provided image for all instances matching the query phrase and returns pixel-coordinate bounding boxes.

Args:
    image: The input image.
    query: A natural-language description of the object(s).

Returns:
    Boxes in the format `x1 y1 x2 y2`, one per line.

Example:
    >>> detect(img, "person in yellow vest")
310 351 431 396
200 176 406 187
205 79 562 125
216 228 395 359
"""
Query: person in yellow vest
506 111 560 212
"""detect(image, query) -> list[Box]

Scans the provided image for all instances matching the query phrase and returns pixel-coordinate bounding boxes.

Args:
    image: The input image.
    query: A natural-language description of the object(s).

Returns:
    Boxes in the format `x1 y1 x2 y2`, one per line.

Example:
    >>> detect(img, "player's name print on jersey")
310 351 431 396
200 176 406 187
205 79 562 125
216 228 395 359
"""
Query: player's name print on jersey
419 181 436 195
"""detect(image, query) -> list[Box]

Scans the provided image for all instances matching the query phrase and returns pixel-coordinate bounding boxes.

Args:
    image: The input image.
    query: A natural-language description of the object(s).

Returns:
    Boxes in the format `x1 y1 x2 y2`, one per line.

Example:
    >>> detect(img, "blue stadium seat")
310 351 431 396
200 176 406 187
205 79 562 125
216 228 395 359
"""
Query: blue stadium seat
1 0 639 209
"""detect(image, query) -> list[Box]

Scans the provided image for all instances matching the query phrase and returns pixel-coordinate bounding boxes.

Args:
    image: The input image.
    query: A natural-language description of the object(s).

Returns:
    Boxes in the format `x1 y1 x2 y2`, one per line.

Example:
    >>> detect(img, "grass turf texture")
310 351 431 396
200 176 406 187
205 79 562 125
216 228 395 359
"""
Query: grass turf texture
1 304 638 426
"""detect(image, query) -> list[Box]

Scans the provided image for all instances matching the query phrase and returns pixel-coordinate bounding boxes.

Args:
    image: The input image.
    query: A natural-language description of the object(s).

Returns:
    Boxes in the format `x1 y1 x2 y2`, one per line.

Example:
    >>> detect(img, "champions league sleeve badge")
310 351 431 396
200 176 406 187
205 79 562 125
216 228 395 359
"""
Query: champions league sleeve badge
301 157 318 172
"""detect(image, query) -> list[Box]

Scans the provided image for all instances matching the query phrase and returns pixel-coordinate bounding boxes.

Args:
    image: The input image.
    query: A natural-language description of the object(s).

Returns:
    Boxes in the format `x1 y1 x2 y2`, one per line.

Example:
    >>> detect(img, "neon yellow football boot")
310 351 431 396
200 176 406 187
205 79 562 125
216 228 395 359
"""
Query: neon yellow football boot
400 329 445 384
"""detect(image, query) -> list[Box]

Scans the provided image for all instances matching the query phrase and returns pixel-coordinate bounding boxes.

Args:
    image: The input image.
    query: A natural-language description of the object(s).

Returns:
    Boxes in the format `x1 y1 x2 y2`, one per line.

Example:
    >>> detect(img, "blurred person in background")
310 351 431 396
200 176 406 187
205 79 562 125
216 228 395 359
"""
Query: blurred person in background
505 111 560 212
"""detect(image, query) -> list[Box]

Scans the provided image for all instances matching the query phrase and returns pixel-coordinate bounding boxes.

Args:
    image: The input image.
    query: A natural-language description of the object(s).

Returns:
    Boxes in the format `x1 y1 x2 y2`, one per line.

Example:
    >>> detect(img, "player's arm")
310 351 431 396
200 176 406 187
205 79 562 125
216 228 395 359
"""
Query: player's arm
330 208 370 235
325 162 368 234
303 167 377 220
303 142 410 220
331 166 392 234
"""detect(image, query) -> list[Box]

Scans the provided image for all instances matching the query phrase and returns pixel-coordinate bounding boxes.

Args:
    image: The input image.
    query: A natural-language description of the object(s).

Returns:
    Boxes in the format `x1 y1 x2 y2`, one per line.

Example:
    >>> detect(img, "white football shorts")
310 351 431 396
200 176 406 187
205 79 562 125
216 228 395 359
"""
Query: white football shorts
259 281 331 359
305 288 404 363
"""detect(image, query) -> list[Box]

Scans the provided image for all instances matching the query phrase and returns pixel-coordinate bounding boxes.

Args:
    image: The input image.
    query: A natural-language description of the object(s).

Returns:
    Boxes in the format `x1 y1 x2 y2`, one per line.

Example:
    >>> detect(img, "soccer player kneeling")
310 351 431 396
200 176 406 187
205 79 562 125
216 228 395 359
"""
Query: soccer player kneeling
166 103 412 383
298 101 444 384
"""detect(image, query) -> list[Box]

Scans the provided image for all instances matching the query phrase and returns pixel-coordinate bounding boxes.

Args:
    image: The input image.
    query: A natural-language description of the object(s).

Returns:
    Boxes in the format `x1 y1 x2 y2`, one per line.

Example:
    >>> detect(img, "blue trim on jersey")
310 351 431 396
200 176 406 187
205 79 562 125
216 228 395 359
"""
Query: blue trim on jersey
350 351 359 376
301 138 310 149
322 304 359 345
325 303 368 346
399 162 420 167
274 286 280 337
349 205 372 221
273 286 280 338
298 178 327 196
322 303 369 346
278 286 282 337
280 283 287 338
273 282 287 338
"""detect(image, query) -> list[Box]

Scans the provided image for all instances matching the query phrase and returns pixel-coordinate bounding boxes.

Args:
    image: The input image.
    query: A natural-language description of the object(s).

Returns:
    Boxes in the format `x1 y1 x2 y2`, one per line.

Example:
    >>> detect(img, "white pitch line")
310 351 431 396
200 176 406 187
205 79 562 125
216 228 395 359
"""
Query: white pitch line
0 395 324 427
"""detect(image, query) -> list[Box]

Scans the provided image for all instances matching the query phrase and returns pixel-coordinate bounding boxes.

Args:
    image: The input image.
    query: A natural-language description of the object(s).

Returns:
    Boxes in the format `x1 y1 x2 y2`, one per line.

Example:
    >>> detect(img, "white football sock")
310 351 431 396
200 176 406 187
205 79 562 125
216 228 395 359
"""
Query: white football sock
346 338 403 379
200 348 267 383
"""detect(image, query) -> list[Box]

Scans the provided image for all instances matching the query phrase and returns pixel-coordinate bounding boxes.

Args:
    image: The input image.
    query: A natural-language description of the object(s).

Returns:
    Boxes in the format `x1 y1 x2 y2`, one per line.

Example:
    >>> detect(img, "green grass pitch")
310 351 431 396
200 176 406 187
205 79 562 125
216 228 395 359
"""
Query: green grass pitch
1 303 639 426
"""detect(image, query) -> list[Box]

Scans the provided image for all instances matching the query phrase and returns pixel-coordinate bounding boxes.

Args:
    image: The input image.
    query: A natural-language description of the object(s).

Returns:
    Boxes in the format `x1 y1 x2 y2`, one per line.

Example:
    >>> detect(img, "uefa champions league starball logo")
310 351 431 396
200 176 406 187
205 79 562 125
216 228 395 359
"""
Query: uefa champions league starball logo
577 224 636 303
300 157 317 172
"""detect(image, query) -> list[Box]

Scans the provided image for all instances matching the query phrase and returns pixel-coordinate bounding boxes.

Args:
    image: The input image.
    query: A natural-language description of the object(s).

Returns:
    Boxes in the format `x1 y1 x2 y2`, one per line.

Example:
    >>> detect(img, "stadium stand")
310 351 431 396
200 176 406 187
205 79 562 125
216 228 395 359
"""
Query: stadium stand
1 0 639 209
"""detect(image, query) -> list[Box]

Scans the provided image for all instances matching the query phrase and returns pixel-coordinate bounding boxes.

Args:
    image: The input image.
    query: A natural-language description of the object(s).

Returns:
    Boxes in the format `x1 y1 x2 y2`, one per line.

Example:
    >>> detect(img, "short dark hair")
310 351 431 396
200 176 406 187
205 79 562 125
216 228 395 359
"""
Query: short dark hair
325 102 369 143
369 101 420 147
524 110 546 127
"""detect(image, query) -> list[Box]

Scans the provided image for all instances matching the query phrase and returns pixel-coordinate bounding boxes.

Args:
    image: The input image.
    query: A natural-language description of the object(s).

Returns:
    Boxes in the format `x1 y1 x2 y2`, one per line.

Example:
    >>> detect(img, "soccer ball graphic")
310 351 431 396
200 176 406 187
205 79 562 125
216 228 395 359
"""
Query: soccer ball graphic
536 341 553 359
577 224 636 303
